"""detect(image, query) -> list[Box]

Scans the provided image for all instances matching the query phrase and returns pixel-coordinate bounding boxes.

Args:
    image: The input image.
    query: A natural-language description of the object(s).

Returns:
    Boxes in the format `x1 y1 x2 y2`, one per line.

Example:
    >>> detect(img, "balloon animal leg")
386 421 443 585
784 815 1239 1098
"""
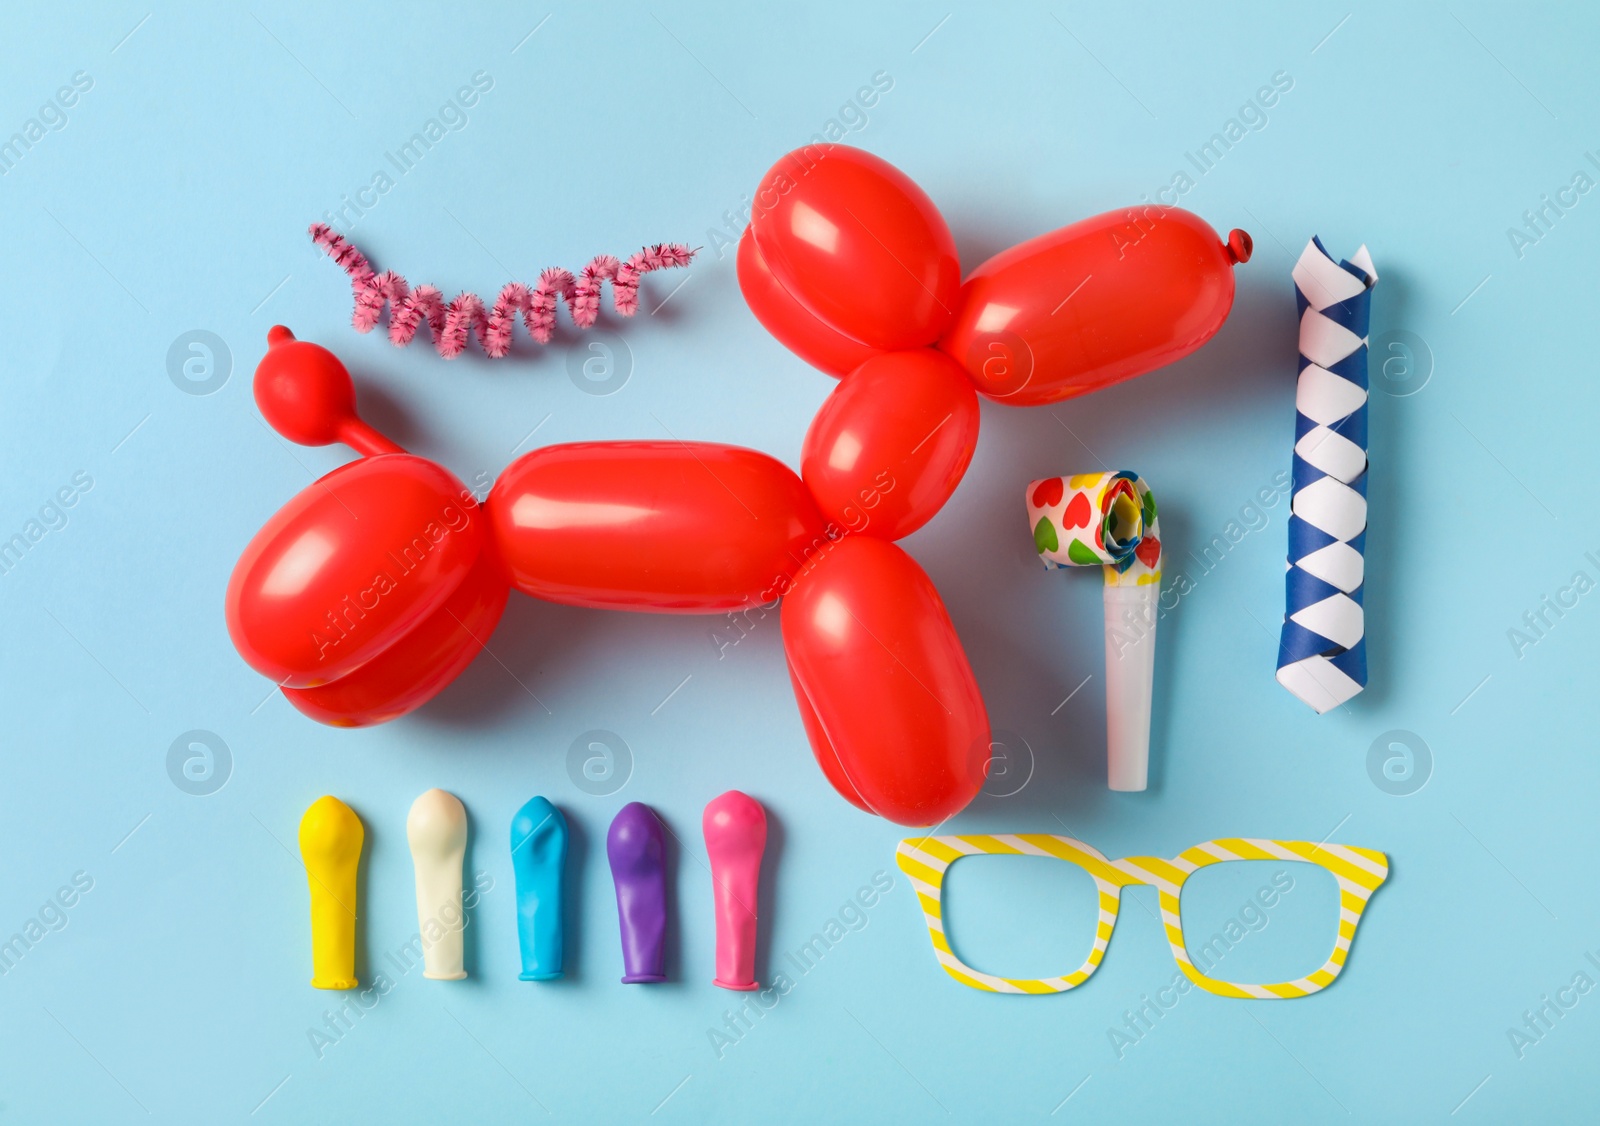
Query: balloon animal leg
284 548 509 727
782 536 990 826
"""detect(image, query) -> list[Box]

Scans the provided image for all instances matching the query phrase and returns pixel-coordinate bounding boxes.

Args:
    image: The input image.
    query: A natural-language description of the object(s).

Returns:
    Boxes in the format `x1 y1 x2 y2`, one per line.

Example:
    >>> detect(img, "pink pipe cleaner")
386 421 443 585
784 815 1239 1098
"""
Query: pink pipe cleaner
309 223 696 359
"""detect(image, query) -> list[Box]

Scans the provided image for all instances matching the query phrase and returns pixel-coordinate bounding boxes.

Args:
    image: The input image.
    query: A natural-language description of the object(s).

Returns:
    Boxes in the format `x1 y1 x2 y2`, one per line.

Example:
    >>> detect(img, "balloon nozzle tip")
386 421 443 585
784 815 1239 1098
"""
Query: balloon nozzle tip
1226 230 1253 265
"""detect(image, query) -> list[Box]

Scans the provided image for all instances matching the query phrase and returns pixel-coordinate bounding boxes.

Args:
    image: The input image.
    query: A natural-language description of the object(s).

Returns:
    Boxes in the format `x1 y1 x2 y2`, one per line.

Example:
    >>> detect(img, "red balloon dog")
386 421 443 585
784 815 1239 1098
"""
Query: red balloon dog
226 144 1249 825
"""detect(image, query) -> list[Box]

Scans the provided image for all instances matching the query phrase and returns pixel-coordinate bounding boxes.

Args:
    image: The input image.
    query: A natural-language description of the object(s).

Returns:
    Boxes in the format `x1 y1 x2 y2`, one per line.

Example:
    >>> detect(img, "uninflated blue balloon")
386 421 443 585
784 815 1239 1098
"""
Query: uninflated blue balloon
510 796 568 980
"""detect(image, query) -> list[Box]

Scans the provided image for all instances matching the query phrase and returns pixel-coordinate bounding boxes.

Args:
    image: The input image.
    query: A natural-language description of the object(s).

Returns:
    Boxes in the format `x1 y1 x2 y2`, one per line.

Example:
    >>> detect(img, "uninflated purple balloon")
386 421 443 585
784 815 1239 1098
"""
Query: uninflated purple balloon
606 802 667 983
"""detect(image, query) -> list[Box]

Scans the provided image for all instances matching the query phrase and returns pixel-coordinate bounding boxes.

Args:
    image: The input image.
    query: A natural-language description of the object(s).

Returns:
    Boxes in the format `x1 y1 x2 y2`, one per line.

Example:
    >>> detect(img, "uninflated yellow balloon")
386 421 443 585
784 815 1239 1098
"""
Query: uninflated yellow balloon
299 796 364 990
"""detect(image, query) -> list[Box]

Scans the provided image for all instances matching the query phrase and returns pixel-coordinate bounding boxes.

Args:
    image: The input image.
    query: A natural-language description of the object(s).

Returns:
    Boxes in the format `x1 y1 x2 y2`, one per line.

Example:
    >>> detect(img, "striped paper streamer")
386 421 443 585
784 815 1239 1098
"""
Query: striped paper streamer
1276 237 1378 713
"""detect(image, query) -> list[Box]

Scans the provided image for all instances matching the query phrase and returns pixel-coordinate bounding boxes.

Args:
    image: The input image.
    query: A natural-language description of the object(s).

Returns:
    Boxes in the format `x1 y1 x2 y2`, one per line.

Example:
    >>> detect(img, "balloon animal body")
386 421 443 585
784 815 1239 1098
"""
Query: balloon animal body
225 144 1250 826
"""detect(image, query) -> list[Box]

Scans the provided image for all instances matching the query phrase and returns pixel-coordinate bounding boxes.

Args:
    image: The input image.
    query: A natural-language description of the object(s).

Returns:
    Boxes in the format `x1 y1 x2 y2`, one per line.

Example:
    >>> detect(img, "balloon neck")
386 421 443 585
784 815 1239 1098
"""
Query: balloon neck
339 417 407 458
1225 229 1253 265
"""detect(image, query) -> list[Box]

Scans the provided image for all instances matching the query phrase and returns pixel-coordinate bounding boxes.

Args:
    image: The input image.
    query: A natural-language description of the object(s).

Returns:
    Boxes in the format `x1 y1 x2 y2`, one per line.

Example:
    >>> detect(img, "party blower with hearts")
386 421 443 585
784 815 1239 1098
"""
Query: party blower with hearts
225 144 1250 826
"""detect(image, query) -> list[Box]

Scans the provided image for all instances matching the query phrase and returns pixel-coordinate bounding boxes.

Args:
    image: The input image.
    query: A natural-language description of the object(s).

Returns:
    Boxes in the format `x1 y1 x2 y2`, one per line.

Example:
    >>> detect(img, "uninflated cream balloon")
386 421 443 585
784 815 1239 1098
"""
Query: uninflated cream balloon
298 796 364 990
406 788 468 980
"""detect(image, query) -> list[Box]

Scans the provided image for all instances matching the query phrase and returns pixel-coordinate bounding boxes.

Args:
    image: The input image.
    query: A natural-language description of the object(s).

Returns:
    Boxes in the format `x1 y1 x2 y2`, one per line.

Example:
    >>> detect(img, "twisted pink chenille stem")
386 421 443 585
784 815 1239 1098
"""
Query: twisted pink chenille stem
309 224 695 359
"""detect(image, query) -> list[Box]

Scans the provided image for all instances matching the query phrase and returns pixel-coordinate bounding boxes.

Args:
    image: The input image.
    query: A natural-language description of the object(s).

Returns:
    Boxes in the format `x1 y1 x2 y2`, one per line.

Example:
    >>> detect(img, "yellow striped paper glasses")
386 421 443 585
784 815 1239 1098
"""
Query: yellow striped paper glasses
895 834 1387 999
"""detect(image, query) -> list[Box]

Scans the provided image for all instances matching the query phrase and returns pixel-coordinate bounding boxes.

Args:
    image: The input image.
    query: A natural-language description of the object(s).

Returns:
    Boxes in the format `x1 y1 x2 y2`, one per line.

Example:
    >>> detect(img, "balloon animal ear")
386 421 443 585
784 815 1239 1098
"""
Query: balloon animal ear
254 327 405 456
746 145 961 352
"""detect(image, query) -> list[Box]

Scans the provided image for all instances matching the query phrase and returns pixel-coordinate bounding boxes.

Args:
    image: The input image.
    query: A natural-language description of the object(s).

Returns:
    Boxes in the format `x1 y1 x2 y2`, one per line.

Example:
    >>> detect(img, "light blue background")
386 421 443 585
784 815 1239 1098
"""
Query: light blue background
2 2 1596 1122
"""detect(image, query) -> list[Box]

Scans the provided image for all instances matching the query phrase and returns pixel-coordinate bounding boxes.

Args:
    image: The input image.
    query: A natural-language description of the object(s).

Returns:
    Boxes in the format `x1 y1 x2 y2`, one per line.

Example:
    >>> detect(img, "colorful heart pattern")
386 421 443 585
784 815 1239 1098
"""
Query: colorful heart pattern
1024 470 1161 588
1062 491 1091 529
1033 516 1058 554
